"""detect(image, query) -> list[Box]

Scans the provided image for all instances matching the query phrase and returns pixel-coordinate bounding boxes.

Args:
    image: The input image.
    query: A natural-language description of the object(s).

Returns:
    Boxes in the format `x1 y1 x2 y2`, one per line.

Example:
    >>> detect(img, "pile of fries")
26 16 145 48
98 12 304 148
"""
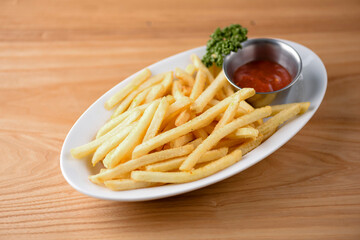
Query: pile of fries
70 54 310 191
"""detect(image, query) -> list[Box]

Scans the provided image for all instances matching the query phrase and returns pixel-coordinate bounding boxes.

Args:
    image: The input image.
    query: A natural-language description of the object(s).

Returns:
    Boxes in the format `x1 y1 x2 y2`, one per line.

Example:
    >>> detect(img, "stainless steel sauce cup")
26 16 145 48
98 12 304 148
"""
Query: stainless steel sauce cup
223 38 302 106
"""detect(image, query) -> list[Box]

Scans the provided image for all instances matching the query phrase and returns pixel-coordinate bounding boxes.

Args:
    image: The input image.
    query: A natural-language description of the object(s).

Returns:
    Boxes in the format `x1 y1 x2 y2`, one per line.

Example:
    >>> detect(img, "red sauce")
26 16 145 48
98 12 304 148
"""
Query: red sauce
233 60 292 93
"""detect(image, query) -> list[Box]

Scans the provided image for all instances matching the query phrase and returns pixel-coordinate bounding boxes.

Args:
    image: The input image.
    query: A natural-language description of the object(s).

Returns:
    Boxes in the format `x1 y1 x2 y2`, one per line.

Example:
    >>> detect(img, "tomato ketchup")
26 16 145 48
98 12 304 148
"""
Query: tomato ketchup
233 60 292 93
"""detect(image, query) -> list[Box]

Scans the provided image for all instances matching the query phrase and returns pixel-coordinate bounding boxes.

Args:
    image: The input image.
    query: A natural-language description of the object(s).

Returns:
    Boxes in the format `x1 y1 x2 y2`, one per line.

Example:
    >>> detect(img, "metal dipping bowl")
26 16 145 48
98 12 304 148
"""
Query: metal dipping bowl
223 38 302 107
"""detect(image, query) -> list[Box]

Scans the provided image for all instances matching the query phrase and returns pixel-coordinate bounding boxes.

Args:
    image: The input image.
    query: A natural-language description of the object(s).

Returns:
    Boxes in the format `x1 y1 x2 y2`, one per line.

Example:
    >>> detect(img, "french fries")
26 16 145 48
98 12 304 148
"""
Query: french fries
133 88 255 158
128 88 151 110
104 179 158 191
143 97 169 142
90 144 194 183
103 100 160 168
175 67 194 86
193 128 209 140
96 106 145 138
227 127 259 140
132 148 242 183
105 69 151 110
214 92 242 130
180 106 272 171
92 124 134 166
145 147 228 172
175 109 191 127
191 54 214 83
145 84 165 103
270 102 310 116
172 81 185 100
257 104 301 140
224 82 235 97
191 70 228 113
71 122 135 159
71 54 310 191
185 64 196 76
169 132 194 148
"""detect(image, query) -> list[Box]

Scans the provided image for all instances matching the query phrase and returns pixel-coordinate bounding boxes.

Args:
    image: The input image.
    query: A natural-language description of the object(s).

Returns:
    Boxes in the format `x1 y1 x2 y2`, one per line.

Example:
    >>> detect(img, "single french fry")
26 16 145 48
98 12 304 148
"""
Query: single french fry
161 71 173 93
191 70 228 113
143 97 169 142
190 69 207 101
132 88 255 159
103 148 115 166
128 88 151 110
257 105 300 140
189 138 203 147
132 148 242 183
215 92 241 130
254 119 263 128
105 69 151 110
172 81 185 101
215 139 245 149
103 100 160 168
237 101 254 115
271 102 310 116
180 106 272 171
91 171 131 185
104 179 158 191
166 95 175 104
175 67 194 86
175 109 191 127
146 147 228 172
215 88 227 101
90 144 194 182
185 64 196 76
92 124 134 166
145 84 165 103
227 127 259 140
238 135 263 156
208 99 220 107
235 127 259 139
70 122 133 159
170 132 194 148
193 128 209 140
191 54 214 83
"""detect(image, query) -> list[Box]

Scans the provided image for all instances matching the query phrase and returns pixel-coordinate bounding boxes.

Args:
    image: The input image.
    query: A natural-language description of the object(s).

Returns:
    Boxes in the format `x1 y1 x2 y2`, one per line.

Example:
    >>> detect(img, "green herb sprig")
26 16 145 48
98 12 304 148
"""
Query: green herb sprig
202 24 248 67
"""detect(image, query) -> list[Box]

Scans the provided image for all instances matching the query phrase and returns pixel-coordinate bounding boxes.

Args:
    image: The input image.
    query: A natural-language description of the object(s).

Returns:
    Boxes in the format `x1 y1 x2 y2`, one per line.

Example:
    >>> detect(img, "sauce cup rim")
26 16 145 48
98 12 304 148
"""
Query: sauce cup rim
223 38 303 95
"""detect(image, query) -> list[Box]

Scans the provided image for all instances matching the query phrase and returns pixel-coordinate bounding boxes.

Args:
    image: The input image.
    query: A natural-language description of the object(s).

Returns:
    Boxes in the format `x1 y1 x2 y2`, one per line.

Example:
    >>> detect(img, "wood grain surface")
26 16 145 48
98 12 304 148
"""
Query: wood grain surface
1 0 360 239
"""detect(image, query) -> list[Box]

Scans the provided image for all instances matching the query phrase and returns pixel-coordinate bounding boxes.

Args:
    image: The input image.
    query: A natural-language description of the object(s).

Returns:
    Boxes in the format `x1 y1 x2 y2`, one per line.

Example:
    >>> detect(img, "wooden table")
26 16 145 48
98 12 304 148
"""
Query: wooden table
1 0 359 239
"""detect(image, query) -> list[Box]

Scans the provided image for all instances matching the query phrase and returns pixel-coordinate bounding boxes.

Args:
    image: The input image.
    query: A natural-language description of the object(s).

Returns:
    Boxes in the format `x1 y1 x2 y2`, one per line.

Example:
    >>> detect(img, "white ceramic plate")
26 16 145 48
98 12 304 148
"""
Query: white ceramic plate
60 39 327 201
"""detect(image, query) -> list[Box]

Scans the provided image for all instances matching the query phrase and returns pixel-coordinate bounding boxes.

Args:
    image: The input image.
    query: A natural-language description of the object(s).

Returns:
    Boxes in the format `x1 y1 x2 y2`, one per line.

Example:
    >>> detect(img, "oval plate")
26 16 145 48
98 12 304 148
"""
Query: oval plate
60 39 327 201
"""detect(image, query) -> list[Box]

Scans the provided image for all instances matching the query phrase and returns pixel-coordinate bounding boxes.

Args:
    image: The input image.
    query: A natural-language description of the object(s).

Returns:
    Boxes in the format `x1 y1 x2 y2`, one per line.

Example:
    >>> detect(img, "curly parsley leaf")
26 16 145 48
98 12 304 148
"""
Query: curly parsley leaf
202 24 248 67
